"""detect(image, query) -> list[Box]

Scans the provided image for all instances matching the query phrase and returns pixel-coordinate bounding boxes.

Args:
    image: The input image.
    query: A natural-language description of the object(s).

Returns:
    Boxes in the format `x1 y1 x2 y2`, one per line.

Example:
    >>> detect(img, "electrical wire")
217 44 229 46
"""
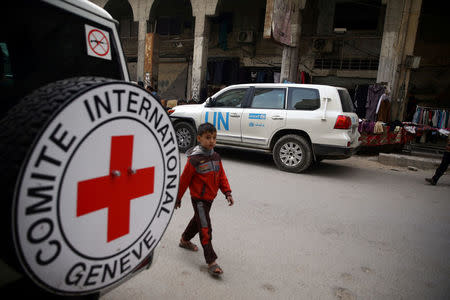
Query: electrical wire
342 40 379 58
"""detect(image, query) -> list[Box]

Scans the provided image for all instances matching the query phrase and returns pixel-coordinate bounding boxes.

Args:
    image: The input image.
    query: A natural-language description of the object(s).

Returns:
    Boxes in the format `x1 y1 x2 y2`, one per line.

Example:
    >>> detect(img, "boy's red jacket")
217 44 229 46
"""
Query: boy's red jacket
177 147 231 202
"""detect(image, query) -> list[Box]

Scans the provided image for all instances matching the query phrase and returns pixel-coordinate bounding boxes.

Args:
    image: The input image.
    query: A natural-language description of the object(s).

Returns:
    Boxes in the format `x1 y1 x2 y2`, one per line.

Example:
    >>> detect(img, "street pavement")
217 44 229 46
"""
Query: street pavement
102 149 450 300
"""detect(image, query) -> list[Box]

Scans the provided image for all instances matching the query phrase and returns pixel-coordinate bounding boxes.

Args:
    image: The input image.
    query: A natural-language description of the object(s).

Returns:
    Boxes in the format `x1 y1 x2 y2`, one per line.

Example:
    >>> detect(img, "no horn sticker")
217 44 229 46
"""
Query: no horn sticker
85 25 111 60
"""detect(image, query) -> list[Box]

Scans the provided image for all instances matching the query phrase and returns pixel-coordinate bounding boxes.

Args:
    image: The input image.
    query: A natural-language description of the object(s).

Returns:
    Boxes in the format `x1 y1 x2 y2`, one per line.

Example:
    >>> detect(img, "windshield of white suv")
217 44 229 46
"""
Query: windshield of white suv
338 89 355 112
0 1 124 118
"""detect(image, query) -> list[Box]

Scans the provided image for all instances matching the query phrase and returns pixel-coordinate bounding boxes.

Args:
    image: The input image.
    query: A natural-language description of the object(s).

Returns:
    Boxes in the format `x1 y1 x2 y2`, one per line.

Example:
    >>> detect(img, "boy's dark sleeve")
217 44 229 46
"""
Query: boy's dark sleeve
218 160 231 197
177 159 195 202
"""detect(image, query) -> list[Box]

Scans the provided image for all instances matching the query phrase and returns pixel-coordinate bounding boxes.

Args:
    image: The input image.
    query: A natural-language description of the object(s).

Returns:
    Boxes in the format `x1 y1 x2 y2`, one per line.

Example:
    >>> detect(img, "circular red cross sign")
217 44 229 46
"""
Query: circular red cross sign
88 29 110 57
13 82 179 294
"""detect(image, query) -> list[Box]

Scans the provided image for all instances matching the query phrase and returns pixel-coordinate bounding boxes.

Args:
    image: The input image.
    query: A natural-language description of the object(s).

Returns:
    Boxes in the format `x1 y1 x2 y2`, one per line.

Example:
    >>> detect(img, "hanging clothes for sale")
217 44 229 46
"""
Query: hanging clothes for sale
365 83 386 122
256 71 266 83
412 106 421 123
300 71 311 83
300 71 305 83
411 106 450 129
376 92 391 122
373 121 384 134
353 84 369 119
274 72 280 83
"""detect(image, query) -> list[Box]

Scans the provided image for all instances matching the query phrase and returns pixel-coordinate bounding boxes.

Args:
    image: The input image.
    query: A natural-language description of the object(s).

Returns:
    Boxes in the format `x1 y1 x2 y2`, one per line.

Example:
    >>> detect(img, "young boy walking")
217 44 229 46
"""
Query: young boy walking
175 122 234 276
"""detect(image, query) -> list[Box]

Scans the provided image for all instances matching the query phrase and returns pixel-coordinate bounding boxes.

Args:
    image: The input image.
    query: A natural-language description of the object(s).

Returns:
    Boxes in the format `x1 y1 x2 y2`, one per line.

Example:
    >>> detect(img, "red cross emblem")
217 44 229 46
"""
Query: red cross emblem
77 135 155 242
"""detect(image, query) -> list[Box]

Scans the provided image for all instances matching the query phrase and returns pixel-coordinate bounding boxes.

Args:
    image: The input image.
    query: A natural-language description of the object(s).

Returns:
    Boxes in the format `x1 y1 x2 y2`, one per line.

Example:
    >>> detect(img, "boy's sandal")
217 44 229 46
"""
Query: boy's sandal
208 264 223 276
179 240 198 251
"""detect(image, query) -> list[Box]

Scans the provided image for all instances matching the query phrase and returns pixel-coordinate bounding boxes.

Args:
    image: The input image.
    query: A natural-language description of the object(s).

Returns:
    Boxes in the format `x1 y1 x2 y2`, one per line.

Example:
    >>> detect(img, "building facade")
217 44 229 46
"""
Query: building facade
90 0 449 122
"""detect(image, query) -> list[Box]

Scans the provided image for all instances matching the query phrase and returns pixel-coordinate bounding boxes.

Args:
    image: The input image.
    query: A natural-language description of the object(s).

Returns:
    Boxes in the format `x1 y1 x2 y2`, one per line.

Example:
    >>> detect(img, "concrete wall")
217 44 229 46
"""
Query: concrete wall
93 0 449 111
298 0 383 89
158 62 188 100
207 0 283 65
155 0 386 99
408 0 450 108
207 22 283 68
127 62 137 82
410 42 450 97
160 0 283 100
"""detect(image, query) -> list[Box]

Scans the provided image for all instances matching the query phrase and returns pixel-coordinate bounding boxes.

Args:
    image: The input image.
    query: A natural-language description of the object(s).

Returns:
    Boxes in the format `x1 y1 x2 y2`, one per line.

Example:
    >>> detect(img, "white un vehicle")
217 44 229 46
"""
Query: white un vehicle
170 83 360 173
1 0 178 298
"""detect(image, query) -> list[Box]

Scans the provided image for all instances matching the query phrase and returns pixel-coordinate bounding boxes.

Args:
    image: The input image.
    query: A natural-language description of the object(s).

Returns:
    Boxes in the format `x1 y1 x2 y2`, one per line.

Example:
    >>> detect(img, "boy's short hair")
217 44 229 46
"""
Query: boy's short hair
197 122 217 136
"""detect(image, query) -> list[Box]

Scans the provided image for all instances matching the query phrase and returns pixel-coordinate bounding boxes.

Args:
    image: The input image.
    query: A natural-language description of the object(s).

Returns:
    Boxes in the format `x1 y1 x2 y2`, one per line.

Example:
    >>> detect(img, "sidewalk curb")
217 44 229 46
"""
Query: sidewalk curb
378 153 441 170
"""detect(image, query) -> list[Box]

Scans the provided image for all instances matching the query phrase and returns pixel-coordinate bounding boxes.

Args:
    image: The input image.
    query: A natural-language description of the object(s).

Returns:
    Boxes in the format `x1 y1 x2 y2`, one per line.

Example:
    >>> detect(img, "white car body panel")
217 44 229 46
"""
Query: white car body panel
170 83 361 156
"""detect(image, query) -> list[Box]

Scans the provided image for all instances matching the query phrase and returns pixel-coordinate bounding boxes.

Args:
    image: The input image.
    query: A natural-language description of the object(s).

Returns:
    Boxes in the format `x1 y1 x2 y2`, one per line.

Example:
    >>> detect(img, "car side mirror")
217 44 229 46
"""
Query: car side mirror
205 97 215 107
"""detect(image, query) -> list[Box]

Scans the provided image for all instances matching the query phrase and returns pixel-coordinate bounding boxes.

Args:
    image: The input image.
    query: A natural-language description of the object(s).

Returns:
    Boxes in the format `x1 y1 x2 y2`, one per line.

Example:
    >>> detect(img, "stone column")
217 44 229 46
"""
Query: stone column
397 0 422 120
377 0 422 120
136 19 147 82
191 14 209 102
316 0 334 36
129 0 154 83
280 0 303 83
187 59 193 100
280 46 300 83
377 0 407 91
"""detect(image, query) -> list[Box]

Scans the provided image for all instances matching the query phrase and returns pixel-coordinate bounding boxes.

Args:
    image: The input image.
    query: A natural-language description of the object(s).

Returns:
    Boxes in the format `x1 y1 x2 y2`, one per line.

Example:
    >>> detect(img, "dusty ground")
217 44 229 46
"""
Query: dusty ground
102 152 450 300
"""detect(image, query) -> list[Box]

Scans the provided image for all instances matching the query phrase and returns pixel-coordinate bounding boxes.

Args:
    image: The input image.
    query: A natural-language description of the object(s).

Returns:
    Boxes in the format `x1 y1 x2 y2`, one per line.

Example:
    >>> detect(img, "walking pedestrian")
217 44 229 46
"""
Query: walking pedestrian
426 135 450 185
175 122 234 276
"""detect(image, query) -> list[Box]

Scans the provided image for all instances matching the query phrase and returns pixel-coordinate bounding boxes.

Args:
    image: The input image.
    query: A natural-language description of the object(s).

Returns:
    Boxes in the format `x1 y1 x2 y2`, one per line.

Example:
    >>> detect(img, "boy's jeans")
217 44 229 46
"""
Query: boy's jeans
182 198 217 264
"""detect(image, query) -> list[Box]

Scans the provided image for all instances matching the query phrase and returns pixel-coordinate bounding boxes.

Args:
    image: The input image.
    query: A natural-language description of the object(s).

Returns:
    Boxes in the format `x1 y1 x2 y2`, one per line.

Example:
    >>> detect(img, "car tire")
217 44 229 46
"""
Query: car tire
272 134 313 173
174 121 196 153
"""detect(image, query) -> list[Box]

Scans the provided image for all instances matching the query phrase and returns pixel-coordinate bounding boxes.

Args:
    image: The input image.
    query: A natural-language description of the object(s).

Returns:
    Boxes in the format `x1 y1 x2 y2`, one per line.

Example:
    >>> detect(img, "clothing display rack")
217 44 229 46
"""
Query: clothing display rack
353 83 389 122
411 105 450 129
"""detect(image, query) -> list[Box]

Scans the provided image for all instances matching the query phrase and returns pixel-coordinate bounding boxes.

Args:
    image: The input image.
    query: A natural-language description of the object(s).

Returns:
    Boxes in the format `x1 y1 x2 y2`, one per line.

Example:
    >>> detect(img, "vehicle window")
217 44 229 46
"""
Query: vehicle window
214 88 247 107
338 89 355 112
251 88 285 109
288 88 320 110
0 42 13 113
0 1 124 118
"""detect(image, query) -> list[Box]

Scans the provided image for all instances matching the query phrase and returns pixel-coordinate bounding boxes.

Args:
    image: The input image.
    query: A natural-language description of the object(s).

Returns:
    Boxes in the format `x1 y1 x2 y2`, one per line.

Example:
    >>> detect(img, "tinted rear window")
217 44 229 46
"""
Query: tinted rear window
338 89 355 112
288 88 320 110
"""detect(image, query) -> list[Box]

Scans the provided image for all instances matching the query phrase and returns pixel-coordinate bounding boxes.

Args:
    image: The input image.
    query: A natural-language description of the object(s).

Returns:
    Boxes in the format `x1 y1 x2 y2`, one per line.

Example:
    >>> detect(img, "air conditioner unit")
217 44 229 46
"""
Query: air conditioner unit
237 31 254 43
313 38 333 53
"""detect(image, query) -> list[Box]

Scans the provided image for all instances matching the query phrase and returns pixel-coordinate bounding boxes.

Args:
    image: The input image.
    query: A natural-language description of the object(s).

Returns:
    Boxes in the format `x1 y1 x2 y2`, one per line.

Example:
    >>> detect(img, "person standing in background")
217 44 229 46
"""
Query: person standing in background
426 135 450 185
146 85 161 103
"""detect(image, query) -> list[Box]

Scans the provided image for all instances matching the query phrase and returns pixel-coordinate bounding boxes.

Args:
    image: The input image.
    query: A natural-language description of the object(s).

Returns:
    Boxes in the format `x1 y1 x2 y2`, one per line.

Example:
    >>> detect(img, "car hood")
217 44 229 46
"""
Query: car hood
172 104 204 113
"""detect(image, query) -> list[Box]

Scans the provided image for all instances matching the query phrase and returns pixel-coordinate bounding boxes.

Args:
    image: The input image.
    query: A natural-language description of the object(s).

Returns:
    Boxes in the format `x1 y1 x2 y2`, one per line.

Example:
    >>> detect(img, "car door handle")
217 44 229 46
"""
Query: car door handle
271 116 284 120
230 113 240 118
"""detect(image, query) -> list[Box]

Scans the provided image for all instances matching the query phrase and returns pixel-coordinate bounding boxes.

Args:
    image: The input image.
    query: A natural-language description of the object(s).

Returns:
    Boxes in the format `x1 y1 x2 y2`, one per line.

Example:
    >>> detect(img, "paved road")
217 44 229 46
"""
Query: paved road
102 149 450 300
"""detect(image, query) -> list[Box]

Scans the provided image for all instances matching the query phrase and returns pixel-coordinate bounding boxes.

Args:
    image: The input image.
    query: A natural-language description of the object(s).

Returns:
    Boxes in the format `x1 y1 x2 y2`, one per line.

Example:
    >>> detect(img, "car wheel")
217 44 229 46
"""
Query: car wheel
273 134 313 173
174 121 196 153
